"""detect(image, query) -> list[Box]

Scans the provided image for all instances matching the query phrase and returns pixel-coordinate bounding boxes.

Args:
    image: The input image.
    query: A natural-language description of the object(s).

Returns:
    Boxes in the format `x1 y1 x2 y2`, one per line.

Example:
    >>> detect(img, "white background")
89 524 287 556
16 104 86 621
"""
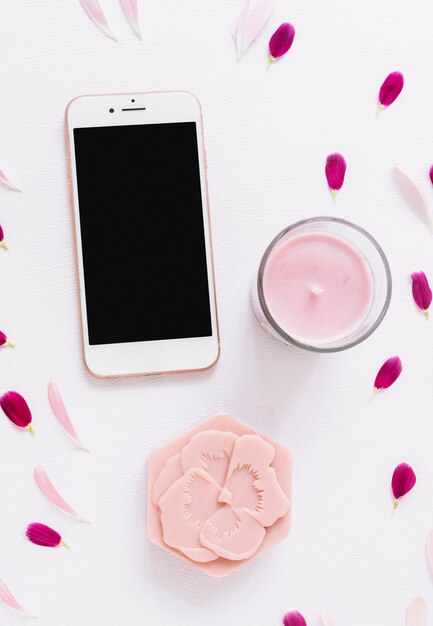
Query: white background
0 1 432 624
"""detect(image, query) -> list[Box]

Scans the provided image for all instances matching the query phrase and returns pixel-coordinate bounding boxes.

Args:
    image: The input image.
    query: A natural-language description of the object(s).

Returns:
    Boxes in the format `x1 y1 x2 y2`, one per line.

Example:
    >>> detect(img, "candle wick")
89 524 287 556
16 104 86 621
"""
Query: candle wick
311 286 325 296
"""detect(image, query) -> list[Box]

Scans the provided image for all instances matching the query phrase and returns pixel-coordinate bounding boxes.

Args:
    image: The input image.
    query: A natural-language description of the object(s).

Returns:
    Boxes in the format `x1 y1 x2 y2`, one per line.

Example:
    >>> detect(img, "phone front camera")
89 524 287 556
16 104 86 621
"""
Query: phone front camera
109 108 114 113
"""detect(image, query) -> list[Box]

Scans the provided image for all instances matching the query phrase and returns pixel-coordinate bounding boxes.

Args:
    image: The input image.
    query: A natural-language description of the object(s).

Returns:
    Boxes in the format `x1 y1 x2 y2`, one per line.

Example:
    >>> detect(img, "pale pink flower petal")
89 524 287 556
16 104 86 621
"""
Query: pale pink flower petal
0 170 21 192
320 614 334 626
427 529 433 578
79 0 117 41
200 506 265 560
233 0 276 60
48 380 89 451
159 468 220 562
34 465 89 522
394 167 433 232
181 430 238 486
406 597 427 626
120 0 141 39
0 577 34 616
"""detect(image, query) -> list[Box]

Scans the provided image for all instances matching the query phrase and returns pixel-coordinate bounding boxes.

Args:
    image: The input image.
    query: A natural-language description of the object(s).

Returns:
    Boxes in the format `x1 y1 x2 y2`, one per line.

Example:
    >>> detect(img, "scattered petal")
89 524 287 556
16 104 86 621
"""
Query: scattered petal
120 0 141 39
34 465 89 523
0 225 8 250
0 391 34 435
429 165 433 187
411 272 432 319
268 23 295 65
48 380 89 451
378 71 404 111
406 597 427 626
0 169 21 192
374 356 402 393
325 153 346 199
79 0 117 41
0 330 14 349
394 167 433 232
427 529 433 578
392 463 416 509
320 615 334 626
25 522 67 548
283 611 307 626
0 576 34 617
233 0 276 60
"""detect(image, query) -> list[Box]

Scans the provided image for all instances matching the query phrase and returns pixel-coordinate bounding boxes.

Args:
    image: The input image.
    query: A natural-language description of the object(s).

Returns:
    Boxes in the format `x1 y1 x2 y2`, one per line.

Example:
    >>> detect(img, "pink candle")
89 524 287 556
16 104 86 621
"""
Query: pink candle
262 232 374 345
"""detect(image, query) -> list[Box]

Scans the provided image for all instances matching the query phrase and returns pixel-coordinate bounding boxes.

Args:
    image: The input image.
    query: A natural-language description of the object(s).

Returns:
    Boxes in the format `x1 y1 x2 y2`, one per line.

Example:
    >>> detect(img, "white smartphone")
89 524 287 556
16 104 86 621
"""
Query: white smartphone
65 91 220 377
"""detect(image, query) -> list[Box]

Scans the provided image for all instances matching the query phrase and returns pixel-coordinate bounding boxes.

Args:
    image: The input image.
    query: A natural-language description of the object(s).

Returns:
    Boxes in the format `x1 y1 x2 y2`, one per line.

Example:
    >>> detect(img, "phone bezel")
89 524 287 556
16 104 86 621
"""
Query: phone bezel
65 91 220 377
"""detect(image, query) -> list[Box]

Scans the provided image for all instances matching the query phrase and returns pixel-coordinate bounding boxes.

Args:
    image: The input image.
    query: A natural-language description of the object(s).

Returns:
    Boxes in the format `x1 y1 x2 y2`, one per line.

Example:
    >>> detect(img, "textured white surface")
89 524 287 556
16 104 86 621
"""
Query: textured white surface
0 1 433 624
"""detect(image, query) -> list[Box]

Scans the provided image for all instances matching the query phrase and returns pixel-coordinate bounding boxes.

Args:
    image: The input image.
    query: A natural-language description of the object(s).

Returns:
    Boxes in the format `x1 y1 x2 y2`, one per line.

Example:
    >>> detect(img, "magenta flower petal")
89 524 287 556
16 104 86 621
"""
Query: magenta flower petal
378 71 404 109
325 153 346 198
0 391 34 434
283 611 307 626
429 166 433 187
268 22 295 65
0 330 15 348
25 522 65 548
392 463 416 509
0 225 7 251
411 272 432 318
374 356 402 392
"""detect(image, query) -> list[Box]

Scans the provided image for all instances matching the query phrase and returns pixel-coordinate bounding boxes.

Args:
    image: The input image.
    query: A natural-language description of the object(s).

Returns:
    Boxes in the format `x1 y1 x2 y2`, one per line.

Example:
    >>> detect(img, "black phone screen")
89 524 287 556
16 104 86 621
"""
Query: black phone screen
73 122 212 345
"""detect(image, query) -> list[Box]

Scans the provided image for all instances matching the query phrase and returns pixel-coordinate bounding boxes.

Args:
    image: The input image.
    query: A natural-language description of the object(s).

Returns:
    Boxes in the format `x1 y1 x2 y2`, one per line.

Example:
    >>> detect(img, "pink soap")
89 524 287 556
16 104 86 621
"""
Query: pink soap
148 413 292 577
263 232 373 345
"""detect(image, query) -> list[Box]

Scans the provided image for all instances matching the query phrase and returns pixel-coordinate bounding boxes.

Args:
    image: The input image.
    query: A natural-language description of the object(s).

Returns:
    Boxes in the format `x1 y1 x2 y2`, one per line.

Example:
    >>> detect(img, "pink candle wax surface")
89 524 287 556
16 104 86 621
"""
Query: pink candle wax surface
262 232 373 345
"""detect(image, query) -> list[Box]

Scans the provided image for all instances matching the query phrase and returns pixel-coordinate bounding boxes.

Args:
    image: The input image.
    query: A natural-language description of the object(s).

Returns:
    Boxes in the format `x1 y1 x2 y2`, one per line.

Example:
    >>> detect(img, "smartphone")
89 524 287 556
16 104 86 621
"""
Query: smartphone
65 91 220 377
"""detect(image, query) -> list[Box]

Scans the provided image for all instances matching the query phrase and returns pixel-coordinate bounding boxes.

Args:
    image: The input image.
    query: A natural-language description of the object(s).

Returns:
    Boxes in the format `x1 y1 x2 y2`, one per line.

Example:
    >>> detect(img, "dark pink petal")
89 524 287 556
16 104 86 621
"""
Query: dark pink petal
411 272 432 318
392 463 416 509
429 166 433 187
269 22 295 64
0 330 14 348
0 226 7 250
325 153 346 196
25 523 64 548
283 612 307 626
374 356 402 392
378 71 404 108
0 391 34 433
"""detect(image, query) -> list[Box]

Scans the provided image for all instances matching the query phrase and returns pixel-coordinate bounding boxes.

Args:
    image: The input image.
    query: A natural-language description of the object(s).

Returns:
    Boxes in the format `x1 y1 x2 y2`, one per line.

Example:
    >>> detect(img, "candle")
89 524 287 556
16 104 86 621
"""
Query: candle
252 218 392 352
263 232 373 344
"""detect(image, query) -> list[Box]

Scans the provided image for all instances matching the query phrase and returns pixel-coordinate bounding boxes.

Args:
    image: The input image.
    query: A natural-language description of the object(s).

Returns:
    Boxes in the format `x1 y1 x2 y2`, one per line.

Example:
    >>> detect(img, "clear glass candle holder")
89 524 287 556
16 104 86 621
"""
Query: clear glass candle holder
251 217 392 353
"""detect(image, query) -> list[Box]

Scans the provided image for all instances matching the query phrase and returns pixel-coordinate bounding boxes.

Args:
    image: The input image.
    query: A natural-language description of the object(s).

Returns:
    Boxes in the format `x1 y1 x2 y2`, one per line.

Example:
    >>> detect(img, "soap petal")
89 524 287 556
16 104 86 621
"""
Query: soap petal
152 453 183 505
227 434 275 479
200 506 265 560
181 430 238 486
159 468 220 562
249 467 289 527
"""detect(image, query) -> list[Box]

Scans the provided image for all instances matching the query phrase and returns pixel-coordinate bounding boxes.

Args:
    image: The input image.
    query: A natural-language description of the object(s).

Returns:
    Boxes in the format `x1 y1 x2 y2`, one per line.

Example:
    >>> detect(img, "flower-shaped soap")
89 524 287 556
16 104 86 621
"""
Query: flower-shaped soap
148 413 292 576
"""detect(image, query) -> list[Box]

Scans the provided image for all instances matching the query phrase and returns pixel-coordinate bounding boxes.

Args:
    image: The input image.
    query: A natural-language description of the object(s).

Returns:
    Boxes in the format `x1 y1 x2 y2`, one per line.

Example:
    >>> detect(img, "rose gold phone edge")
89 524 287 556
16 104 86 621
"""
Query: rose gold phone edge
65 91 220 378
